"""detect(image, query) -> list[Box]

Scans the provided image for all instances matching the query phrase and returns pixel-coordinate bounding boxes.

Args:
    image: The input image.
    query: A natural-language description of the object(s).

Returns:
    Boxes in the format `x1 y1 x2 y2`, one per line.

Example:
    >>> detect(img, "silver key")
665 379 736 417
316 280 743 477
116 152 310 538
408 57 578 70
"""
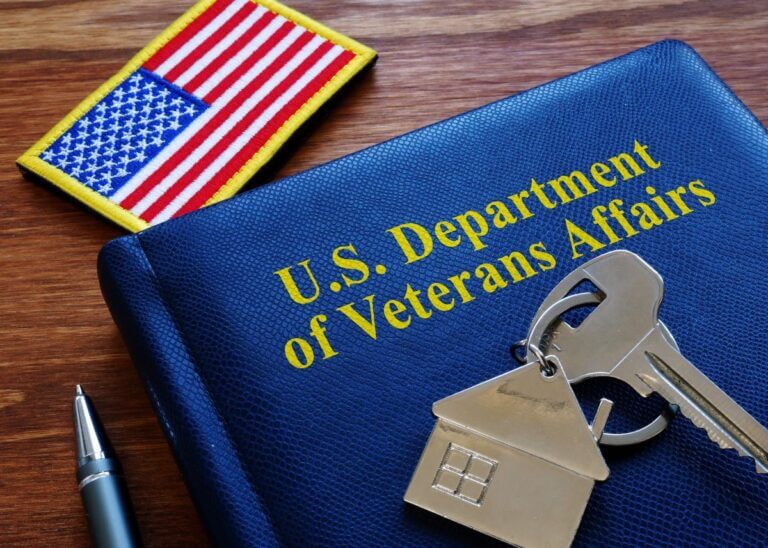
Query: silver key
527 250 768 474
522 290 679 447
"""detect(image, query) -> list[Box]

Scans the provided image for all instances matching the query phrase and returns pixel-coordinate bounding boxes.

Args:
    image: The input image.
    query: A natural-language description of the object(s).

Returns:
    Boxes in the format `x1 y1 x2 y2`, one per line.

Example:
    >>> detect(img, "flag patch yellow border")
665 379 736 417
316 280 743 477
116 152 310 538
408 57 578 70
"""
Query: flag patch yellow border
17 0 376 232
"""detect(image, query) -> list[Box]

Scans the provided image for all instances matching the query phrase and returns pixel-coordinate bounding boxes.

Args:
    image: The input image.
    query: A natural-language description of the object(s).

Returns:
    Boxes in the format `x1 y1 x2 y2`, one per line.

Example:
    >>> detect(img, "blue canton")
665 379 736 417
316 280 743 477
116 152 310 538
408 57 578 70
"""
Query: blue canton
41 68 207 198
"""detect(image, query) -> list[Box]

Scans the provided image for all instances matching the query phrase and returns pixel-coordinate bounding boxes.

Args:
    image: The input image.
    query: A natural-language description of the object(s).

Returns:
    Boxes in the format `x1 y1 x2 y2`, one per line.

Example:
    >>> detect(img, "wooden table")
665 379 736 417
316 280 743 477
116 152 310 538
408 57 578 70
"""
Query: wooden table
1 0 766 545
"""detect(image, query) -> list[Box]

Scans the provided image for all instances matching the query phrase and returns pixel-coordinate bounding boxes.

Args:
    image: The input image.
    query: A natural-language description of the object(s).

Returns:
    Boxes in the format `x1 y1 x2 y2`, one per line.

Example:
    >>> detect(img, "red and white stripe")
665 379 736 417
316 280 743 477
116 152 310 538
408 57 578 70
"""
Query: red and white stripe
112 0 355 224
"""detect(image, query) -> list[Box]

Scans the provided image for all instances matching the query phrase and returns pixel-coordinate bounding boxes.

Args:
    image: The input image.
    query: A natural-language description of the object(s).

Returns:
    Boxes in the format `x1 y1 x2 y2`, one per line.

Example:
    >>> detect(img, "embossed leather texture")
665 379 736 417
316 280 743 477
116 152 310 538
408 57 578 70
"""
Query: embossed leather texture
98 41 768 546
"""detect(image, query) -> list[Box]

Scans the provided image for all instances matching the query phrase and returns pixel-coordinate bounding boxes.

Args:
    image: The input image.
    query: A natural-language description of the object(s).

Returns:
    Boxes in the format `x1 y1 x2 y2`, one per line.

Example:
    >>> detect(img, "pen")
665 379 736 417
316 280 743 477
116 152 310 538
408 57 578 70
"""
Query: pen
73 385 142 548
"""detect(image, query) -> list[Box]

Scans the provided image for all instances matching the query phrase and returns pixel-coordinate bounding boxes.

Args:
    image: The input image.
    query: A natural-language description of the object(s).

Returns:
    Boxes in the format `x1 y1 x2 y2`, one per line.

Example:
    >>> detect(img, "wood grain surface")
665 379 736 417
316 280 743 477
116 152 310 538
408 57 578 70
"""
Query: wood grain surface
1 0 766 545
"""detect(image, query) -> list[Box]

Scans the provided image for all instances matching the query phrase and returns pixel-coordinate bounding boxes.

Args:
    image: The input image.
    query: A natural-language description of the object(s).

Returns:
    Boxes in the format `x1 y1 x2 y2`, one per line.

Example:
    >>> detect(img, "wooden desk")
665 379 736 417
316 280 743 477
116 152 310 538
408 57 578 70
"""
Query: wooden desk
1 1 766 545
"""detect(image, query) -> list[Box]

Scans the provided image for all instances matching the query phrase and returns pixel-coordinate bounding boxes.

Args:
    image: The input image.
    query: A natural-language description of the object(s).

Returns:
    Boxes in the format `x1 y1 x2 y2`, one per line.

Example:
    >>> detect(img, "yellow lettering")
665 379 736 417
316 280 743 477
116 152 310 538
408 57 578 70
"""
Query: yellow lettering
590 162 616 187
529 178 559 209
485 201 518 228
309 314 337 360
665 187 694 215
498 250 537 283
387 222 434 264
332 244 370 288
336 295 378 340
383 299 411 329
447 271 476 303
508 190 534 220
434 220 461 247
427 282 455 312
404 284 432 320
645 186 678 221
453 210 489 251
547 171 597 204
608 152 644 180
529 241 557 271
274 259 320 305
474 263 508 293
688 179 716 206
630 201 663 230
565 218 606 259
633 140 662 169
285 338 314 369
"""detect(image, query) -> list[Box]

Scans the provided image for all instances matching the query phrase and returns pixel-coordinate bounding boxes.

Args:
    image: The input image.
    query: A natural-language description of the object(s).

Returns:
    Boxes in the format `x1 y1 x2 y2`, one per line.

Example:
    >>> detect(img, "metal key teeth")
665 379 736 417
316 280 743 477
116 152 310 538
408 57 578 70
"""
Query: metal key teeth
680 399 768 474
638 370 768 475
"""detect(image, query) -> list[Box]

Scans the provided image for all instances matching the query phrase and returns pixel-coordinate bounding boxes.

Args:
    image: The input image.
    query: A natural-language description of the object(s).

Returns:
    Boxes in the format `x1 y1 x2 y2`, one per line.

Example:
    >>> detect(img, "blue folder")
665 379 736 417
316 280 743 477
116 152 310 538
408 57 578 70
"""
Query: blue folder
98 41 768 546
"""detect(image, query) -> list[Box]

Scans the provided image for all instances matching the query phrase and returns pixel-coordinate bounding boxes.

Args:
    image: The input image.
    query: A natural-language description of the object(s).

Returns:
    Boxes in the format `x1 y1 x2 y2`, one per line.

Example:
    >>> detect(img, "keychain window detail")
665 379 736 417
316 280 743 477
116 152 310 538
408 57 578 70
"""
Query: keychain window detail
432 444 496 505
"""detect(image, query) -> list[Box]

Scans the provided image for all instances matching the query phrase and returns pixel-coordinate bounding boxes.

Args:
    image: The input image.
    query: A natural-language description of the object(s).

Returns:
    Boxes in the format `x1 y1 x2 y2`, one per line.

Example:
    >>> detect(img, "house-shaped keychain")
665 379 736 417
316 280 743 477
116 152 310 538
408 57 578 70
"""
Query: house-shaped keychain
404 359 613 547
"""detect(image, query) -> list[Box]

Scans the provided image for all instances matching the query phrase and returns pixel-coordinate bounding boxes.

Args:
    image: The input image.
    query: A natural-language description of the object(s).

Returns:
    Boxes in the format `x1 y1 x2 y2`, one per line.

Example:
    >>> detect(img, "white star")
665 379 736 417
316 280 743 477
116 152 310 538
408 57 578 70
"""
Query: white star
167 119 181 131
150 135 164 147
113 88 126 100
183 105 197 116
133 150 147 163
41 150 55 161
98 182 113 195
79 118 92 130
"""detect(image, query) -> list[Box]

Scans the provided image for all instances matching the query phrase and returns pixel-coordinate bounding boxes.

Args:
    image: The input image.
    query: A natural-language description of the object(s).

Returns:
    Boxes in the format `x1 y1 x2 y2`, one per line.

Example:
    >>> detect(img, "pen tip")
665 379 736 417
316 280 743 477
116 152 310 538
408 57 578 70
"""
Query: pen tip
75 384 84 397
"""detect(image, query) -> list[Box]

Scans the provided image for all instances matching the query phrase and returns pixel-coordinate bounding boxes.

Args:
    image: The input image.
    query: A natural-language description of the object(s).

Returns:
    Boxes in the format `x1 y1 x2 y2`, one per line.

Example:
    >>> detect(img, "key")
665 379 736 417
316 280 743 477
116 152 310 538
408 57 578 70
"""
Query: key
526 250 768 473
522 290 679 447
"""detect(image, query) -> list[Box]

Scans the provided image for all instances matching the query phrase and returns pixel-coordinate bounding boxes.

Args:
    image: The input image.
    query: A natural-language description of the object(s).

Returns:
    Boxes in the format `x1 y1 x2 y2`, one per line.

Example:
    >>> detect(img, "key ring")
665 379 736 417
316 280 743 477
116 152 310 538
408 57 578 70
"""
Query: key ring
526 342 558 378
512 292 678 447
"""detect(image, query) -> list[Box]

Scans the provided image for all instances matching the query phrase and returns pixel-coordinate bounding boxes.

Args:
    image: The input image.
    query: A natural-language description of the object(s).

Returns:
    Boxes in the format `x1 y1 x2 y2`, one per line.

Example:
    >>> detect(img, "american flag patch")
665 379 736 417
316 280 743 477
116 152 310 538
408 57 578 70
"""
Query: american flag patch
18 0 375 231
